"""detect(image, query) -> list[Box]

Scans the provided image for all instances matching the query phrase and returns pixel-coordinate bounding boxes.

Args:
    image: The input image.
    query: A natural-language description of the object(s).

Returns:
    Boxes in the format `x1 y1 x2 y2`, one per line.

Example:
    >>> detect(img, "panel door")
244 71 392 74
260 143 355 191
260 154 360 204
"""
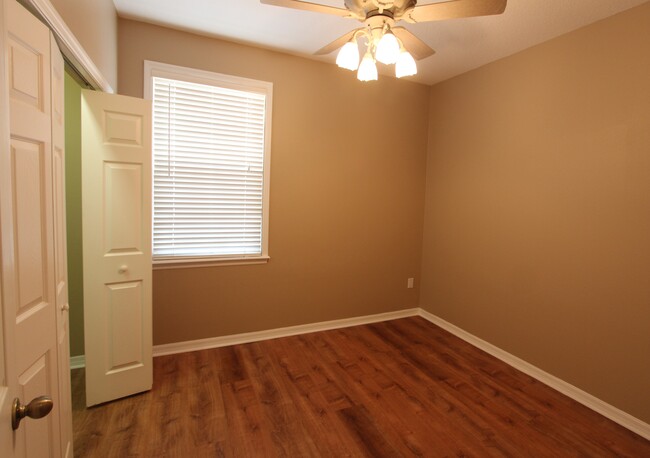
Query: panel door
0 0 12 453
51 30 73 458
0 0 64 456
81 89 152 406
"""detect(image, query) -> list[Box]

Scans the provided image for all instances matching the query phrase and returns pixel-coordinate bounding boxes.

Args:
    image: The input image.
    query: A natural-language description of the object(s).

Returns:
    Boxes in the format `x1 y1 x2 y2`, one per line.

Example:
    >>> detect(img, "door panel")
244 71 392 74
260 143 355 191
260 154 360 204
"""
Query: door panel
6 4 61 452
0 0 70 456
51 32 72 458
9 38 42 106
82 89 152 406
0 0 13 452
106 281 144 371
104 162 143 253
7 22 50 142
12 139 47 311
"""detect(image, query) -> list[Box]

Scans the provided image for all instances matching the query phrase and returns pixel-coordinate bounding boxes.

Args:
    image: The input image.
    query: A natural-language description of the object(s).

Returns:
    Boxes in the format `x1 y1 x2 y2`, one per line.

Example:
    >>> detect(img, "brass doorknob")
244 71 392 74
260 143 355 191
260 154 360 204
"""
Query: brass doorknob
11 396 53 430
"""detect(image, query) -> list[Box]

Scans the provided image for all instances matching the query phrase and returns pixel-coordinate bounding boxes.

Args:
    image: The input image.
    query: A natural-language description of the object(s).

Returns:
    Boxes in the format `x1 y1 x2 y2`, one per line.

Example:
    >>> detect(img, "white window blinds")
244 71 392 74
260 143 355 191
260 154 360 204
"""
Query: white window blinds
151 75 269 260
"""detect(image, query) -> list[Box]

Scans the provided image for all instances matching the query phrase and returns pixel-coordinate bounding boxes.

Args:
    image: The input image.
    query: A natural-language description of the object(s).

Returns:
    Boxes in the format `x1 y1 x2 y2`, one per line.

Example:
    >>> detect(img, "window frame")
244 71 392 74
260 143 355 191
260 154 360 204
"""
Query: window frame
144 60 272 269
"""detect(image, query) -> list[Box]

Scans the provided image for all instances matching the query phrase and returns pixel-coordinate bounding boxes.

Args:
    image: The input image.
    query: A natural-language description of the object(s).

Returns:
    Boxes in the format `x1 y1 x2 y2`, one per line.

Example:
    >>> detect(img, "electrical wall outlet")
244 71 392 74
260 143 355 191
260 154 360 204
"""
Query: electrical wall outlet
407 278 414 289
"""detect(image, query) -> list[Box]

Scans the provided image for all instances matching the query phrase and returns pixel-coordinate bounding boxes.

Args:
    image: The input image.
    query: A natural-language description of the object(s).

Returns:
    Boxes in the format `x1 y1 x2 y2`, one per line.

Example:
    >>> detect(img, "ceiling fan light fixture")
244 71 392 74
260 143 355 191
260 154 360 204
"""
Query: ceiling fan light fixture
375 30 400 65
336 40 360 71
265 0 510 82
395 49 417 78
357 51 378 82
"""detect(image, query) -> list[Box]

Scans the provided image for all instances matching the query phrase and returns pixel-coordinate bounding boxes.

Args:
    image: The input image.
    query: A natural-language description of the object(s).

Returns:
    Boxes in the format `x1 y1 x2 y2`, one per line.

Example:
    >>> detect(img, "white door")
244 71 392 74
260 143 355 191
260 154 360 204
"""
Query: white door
0 0 70 456
81 90 153 406
51 32 73 458
0 1 11 454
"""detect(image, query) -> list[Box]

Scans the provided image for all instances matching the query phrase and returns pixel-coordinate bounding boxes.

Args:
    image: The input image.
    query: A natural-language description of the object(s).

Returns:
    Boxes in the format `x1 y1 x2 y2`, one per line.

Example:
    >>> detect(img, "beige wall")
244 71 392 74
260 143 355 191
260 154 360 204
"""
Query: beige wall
118 19 429 345
50 0 118 90
421 3 650 423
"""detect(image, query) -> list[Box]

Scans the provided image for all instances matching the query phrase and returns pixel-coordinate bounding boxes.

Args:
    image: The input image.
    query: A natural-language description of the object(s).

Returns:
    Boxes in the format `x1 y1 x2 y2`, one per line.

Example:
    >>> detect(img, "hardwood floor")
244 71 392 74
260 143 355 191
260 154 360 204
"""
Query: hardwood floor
72 317 650 457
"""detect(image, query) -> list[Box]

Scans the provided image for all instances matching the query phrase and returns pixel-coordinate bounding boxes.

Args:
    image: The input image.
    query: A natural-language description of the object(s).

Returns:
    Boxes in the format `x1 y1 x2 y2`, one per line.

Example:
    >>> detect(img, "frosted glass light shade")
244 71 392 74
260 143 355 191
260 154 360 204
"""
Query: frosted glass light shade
357 52 378 81
375 32 400 64
336 41 360 71
395 50 417 78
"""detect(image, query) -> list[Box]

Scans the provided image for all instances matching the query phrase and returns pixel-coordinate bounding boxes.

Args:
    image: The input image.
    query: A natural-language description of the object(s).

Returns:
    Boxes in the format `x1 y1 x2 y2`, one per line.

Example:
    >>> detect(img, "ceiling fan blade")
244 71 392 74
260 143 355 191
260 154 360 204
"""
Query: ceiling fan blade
314 28 362 55
406 0 507 23
392 27 436 60
260 0 351 17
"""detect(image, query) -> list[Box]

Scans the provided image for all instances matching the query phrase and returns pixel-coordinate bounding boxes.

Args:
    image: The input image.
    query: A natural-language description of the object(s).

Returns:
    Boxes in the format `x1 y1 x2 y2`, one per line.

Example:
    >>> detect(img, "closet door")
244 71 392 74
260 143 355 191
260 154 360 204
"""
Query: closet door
51 31 73 458
81 90 152 406
0 0 69 456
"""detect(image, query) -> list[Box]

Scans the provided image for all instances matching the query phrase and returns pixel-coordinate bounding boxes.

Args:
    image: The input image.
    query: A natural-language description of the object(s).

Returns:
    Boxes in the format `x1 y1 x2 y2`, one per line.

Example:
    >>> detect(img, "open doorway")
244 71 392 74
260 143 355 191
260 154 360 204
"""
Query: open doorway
63 68 88 421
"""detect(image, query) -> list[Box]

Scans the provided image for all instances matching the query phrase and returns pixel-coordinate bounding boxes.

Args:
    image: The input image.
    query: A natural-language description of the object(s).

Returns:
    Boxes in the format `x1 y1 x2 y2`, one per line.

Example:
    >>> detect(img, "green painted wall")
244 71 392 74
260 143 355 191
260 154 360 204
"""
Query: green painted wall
65 71 85 357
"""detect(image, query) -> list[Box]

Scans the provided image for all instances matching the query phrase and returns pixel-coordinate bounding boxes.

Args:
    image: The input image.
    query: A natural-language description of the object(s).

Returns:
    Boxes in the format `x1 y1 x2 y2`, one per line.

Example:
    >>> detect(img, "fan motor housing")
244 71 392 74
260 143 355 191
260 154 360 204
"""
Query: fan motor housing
344 0 418 20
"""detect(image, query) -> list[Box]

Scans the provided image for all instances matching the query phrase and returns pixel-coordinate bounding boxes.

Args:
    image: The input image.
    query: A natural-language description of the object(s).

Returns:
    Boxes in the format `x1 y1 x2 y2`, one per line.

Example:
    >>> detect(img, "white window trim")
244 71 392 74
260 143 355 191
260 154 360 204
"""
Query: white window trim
153 255 270 270
144 61 272 269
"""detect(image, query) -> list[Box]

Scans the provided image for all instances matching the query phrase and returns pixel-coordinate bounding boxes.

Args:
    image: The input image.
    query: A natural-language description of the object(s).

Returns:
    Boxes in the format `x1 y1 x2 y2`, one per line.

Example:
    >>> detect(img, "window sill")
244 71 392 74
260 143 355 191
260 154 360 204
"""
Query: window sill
153 255 270 270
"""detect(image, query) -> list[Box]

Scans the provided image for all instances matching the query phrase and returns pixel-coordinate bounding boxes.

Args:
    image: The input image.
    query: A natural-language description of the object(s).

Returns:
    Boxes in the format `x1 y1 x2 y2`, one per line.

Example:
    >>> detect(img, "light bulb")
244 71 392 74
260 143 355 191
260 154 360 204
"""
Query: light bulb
395 49 417 78
336 41 360 71
357 52 378 82
375 31 400 65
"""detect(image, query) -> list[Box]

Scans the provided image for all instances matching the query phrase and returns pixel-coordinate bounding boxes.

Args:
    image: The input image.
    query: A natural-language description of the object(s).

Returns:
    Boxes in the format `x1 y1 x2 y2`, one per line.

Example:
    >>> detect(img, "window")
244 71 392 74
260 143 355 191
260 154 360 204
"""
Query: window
145 61 272 268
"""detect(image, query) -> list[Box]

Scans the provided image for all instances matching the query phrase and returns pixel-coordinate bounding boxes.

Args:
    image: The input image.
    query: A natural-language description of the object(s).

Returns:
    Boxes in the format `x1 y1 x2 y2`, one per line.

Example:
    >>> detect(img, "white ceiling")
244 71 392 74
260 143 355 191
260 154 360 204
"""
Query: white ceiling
112 0 649 85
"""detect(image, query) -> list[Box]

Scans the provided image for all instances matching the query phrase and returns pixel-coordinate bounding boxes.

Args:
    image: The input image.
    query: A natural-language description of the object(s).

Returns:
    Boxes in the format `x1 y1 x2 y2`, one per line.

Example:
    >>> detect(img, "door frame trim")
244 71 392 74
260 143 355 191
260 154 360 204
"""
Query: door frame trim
19 0 113 93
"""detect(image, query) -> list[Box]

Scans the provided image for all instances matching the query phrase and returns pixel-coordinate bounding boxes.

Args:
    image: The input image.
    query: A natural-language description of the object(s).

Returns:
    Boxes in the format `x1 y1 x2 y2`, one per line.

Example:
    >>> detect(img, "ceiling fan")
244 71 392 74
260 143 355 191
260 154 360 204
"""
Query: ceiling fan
260 0 508 81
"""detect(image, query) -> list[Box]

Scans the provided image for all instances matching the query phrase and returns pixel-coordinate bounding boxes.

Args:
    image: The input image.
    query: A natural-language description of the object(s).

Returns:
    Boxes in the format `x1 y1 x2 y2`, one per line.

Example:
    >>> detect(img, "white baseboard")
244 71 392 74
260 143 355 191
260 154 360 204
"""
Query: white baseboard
417 308 650 441
70 355 85 369
152 308 420 357
134 305 649 440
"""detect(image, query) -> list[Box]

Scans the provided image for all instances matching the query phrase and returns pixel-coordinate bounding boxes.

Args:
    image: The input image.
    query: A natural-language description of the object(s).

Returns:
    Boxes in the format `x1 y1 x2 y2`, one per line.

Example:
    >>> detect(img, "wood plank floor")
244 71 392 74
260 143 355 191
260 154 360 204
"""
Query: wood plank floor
72 317 650 457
